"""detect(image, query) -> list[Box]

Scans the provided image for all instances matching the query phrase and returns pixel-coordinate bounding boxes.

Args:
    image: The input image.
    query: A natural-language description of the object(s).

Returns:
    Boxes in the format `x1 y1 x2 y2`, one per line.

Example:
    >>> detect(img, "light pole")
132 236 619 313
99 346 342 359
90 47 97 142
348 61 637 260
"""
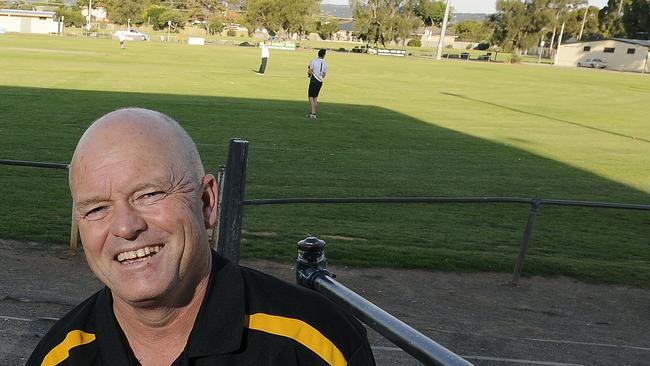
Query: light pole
553 21 565 65
577 5 589 41
435 0 451 60
86 0 92 33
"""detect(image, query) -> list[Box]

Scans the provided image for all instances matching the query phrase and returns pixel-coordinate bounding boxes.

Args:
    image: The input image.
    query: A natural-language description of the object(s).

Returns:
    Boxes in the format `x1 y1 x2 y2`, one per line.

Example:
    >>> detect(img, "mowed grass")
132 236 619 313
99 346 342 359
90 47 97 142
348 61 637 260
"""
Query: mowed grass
1 34 649 286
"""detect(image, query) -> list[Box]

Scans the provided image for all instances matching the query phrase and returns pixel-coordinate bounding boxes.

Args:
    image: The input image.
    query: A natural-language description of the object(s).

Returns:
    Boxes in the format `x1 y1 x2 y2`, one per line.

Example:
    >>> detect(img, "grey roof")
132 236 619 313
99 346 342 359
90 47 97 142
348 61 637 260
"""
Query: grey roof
612 38 650 48
0 9 56 17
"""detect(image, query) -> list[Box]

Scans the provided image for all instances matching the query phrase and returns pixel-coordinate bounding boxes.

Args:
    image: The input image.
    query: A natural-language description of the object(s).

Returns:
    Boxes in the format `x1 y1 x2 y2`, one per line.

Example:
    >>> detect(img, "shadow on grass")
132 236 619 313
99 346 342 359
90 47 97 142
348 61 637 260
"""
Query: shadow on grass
1 86 648 286
441 92 650 143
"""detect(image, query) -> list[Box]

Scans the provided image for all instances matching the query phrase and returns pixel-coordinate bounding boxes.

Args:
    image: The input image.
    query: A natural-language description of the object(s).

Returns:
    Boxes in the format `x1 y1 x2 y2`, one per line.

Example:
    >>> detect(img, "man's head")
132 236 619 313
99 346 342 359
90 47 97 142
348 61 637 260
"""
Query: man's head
318 49 326 58
70 108 218 308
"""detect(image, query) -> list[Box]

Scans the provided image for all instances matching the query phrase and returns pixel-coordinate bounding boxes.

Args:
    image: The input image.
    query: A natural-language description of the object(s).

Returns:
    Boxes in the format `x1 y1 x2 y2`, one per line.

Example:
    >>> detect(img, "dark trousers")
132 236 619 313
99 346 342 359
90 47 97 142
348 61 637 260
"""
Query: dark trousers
258 57 268 74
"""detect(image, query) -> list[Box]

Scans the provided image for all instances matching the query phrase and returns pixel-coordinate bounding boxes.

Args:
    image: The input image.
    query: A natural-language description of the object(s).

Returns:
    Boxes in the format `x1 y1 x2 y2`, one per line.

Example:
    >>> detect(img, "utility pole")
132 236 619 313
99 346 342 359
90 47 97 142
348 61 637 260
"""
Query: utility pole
86 0 92 32
553 21 565 65
617 0 624 16
538 34 545 64
577 6 589 41
435 0 451 60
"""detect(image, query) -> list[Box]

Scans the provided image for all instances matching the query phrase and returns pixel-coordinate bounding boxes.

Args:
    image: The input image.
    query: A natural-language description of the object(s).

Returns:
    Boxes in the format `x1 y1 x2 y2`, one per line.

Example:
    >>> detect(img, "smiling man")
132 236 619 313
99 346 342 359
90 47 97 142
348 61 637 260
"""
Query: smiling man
27 108 375 366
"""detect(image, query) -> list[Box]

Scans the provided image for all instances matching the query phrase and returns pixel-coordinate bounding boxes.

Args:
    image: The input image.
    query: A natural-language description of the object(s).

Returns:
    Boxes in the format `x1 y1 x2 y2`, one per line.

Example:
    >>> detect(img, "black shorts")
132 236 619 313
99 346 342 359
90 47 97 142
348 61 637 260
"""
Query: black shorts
308 79 323 98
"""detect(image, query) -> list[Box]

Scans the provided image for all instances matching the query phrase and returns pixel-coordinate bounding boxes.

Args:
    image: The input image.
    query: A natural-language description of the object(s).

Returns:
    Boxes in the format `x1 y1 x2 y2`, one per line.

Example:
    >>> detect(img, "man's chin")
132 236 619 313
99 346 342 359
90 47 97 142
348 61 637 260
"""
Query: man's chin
111 283 173 308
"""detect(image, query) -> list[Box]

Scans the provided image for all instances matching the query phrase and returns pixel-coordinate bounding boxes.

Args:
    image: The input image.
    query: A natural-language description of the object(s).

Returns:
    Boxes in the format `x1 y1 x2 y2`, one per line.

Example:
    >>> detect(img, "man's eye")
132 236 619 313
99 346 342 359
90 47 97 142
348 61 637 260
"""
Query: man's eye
85 206 107 220
142 191 165 200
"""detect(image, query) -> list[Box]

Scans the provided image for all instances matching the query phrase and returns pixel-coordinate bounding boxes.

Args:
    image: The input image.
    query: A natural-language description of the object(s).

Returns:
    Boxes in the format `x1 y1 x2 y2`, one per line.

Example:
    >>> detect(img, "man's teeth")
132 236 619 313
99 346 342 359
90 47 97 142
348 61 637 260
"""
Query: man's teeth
117 245 161 262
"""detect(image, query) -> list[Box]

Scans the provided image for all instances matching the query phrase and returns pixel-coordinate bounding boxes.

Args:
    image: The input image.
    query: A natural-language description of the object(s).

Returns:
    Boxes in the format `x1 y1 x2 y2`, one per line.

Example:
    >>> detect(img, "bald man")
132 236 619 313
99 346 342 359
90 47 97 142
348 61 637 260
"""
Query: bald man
27 108 375 366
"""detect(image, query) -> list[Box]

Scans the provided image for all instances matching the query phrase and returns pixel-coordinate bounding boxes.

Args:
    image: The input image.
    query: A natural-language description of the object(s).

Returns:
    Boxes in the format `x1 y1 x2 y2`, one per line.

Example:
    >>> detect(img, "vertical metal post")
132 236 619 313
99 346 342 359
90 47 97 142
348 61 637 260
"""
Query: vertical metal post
69 205 78 254
209 165 225 250
67 164 78 254
511 200 541 285
216 139 249 264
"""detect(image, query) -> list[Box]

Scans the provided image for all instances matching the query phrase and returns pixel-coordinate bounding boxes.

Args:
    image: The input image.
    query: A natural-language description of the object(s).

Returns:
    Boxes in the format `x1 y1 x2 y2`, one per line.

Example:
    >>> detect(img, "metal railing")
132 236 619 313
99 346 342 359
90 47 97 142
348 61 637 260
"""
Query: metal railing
5 143 650 283
296 236 473 366
0 159 78 251
241 196 650 284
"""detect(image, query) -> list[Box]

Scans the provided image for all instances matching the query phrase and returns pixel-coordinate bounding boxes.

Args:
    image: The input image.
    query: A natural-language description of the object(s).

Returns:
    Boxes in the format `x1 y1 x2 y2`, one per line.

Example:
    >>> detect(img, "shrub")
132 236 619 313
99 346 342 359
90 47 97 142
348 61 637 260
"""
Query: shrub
407 38 421 47
509 54 522 63
226 29 236 37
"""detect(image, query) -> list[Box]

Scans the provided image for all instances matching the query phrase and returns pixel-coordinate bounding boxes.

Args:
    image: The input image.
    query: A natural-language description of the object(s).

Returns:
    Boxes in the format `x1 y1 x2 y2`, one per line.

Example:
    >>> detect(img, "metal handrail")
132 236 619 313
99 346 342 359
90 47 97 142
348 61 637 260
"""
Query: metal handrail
244 196 650 211
0 159 69 170
296 236 474 366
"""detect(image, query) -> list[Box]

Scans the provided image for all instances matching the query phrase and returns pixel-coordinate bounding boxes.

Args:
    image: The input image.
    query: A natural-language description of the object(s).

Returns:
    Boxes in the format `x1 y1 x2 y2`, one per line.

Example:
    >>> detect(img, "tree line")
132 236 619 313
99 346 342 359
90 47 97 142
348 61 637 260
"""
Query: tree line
8 0 648 48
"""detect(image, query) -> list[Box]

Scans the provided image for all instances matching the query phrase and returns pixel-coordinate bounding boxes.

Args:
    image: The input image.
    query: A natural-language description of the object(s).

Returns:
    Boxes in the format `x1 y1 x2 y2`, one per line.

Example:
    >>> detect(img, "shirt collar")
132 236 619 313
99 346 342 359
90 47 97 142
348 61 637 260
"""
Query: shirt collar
93 251 246 362
185 251 246 357
94 287 137 365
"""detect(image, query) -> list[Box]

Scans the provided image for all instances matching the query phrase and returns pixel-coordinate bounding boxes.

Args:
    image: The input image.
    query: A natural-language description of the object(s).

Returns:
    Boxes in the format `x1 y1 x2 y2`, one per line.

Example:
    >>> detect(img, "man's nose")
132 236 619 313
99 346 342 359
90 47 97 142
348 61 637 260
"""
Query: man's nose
110 203 147 240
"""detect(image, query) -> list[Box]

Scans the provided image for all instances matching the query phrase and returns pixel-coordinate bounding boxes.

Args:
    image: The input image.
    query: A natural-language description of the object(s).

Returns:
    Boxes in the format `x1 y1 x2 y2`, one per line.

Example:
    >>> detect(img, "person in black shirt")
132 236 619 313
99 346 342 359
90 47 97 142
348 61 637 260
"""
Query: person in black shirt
27 108 375 366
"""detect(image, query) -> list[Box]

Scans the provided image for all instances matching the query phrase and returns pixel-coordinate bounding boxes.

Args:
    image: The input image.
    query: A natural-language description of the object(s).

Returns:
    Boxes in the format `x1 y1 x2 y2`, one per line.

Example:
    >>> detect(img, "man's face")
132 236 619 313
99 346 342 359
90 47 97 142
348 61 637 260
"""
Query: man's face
70 124 216 307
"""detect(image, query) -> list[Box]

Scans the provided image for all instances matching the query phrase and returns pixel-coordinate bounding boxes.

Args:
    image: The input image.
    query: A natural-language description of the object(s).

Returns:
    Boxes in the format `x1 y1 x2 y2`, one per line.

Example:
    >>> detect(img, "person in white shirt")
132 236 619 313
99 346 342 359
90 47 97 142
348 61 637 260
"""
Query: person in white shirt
118 32 126 50
257 40 270 75
306 49 328 119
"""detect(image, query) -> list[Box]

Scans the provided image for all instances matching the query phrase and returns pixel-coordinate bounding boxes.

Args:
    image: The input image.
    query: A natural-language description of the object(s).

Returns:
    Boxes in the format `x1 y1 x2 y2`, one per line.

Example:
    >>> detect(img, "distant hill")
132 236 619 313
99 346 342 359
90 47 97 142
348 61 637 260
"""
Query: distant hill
319 5 489 24
452 13 489 23
321 4 353 18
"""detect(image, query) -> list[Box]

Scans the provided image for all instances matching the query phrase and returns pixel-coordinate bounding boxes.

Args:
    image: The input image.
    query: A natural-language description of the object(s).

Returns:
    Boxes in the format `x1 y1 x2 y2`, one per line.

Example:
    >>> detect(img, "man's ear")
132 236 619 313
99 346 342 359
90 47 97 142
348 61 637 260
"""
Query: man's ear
200 174 218 229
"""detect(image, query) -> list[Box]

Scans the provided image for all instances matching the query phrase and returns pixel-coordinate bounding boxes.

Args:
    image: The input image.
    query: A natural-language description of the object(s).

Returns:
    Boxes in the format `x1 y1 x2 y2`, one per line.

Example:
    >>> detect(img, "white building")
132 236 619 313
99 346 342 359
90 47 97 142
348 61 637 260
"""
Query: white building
0 9 58 34
556 38 650 73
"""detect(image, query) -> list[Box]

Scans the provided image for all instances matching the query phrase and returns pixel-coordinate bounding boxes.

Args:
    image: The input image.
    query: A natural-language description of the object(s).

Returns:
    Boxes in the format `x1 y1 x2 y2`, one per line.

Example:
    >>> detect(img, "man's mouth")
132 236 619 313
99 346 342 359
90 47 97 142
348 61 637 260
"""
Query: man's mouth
116 245 163 264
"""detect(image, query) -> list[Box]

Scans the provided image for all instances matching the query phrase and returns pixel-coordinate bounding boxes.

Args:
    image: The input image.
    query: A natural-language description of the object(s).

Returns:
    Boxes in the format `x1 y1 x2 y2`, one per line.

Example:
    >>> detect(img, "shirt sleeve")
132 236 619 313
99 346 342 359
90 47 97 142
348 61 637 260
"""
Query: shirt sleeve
347 339 377 365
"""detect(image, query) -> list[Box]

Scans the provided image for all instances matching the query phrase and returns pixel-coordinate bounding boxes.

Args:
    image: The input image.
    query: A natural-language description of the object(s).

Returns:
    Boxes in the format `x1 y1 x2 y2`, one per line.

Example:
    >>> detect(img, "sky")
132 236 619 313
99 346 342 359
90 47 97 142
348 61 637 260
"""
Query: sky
322 0 609 14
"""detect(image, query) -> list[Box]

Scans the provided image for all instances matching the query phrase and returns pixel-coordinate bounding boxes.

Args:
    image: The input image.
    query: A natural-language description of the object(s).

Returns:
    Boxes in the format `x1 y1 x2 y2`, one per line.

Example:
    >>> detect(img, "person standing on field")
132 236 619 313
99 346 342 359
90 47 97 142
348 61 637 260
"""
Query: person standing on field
118 32 126 50
257 40 269 75
306 49 328 119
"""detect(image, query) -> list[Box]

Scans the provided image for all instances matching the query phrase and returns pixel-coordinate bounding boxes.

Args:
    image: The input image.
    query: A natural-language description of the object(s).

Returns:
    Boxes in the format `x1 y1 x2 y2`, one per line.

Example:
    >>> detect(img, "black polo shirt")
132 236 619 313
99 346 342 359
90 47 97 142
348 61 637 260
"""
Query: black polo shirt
27 251 375 366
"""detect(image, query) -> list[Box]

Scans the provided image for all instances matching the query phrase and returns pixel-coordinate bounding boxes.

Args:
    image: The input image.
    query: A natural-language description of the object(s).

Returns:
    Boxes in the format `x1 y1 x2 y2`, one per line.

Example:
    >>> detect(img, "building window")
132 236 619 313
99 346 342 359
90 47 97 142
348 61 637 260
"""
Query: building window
583 46 591 51
604 47 615 53
627 48 635 54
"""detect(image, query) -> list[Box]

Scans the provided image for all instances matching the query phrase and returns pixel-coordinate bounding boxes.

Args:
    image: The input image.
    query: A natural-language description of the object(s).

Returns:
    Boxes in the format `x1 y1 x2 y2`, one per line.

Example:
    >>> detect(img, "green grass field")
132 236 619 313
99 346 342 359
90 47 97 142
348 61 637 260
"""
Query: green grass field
1 34 648 286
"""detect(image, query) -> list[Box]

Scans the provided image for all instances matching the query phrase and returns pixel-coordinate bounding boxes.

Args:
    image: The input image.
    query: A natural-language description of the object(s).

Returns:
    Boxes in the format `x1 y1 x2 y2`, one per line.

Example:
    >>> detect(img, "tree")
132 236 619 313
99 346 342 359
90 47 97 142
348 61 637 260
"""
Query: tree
208 15 225 35
413 0 446 28
350 0 422 46
490 0 553 55
143 5 168 30
549 0 587 44
56 6 85 27
107 0 147 25
316 17 339 40
158 9 188 30
622 0 650 39
564 5 601 41
598 0 627 37
244 0 319 40
453 20 492 42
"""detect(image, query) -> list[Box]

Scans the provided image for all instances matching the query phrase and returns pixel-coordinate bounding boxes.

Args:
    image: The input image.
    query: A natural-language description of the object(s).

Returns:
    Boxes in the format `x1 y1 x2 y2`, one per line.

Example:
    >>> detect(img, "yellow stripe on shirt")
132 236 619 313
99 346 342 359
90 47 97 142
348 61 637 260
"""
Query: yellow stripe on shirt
247 313 347 366
41 330 96 366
